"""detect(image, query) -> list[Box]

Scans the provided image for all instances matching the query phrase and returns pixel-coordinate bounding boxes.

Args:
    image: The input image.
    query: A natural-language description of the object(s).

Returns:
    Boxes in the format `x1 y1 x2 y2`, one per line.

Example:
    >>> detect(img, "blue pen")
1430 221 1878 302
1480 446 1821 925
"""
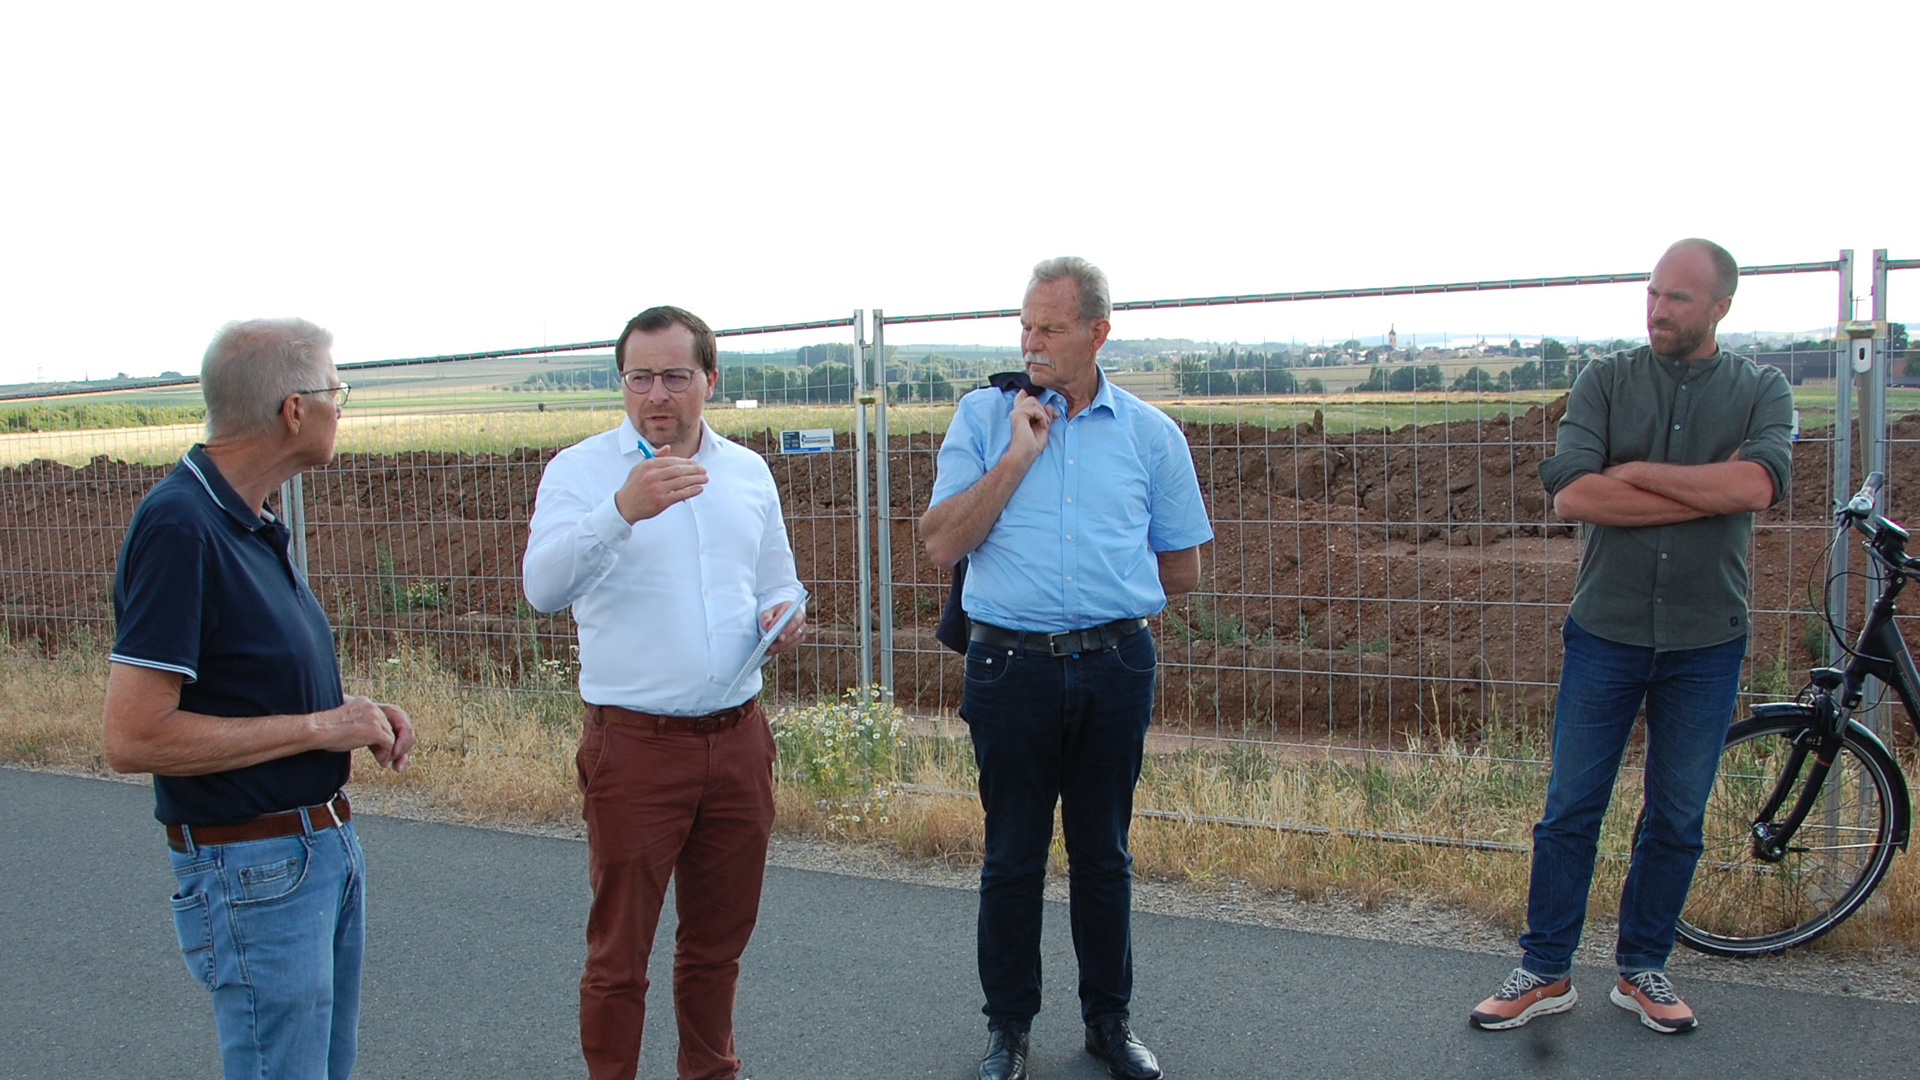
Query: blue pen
637 438 657 459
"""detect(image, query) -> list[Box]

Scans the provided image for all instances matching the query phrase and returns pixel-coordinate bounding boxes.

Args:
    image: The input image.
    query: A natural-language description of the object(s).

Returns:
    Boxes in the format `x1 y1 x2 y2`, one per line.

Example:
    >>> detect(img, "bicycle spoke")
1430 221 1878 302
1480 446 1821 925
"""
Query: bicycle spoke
1674 718 1899 956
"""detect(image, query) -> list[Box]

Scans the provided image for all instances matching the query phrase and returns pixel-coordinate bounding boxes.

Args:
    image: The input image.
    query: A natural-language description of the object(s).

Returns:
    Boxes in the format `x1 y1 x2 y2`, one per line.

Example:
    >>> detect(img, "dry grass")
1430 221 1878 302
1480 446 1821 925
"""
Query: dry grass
7 632 1916 953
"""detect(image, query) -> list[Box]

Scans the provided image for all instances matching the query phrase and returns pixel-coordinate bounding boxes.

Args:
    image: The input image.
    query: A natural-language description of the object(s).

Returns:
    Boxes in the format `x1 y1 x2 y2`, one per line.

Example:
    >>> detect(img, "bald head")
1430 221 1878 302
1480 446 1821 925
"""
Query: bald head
1666 238 1738 302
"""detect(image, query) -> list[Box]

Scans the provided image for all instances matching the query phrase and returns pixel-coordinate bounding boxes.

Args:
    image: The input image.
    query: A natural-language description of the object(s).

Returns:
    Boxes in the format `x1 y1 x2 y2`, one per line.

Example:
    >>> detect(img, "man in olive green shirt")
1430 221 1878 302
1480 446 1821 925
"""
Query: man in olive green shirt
1469 238 1793 1036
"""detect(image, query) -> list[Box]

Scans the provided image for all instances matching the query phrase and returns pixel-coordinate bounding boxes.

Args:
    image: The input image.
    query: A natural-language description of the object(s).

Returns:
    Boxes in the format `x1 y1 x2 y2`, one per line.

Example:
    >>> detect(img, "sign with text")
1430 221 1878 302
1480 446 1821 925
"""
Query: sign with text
779 429 834 454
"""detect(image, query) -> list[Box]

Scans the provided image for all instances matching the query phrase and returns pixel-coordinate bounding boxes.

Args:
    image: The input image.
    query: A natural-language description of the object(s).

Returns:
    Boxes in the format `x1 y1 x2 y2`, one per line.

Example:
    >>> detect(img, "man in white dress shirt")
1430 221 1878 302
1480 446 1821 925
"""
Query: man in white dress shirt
523 305 805 1080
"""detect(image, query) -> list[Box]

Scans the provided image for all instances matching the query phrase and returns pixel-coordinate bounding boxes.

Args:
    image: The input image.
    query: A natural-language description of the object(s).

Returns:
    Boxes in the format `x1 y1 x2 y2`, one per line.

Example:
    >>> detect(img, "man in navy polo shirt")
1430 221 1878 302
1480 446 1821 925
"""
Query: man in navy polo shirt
105 317 416 1080
920 257 1212 1080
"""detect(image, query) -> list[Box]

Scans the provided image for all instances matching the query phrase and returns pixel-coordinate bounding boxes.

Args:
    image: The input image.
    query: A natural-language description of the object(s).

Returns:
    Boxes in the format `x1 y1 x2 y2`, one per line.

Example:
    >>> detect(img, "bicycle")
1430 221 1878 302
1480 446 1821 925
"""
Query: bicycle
1674 471 1916 956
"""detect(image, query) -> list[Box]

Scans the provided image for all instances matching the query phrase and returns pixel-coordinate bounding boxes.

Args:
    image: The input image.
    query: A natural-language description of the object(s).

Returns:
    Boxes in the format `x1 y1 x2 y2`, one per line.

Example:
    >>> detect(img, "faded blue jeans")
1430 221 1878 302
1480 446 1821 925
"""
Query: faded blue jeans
167 815 367 1080
1520 618 1746 979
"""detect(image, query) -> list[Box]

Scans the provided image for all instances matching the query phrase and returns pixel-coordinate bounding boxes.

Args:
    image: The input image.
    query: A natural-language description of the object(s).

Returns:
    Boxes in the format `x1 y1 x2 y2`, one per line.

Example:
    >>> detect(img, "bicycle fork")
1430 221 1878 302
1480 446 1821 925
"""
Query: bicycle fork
1748 725 1846 863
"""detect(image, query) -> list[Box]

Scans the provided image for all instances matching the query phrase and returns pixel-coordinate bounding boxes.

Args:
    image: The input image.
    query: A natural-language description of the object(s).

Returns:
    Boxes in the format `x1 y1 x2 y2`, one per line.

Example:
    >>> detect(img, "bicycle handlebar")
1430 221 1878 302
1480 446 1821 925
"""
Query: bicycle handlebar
1840 471 1887 523
1835 471 1920 572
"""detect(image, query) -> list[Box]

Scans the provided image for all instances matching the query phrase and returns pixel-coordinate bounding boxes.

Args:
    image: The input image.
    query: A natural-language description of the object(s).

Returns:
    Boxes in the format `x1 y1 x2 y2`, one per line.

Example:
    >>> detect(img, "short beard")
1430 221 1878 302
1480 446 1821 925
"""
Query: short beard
1650 323 1709 359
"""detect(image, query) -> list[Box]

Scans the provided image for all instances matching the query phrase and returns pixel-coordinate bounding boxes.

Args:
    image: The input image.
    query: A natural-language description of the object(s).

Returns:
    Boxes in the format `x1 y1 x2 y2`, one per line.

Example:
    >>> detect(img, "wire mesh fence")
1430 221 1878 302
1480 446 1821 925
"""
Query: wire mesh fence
3 258 1912 847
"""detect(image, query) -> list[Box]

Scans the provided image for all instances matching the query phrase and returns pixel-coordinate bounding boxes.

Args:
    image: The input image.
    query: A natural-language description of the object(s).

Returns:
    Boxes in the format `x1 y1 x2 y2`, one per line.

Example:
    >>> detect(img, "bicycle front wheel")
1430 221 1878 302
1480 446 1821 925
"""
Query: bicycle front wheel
1677 714 1901 956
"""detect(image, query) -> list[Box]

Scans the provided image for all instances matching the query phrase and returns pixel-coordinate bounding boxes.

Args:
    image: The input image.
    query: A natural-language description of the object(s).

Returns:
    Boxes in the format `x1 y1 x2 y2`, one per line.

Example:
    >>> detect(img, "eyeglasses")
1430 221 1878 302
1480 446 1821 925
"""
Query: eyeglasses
620 368 697 393
297 384 352 407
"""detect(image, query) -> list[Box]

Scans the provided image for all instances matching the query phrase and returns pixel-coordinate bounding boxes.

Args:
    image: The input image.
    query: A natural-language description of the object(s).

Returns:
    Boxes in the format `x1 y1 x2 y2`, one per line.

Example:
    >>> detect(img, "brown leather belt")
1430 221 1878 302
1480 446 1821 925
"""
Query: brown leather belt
587 699 759 734
166 793 351 853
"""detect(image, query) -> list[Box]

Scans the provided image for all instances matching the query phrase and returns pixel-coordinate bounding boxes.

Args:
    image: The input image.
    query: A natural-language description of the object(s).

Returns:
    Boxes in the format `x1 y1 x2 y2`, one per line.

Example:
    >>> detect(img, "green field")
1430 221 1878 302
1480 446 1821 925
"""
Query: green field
4 380 1913 467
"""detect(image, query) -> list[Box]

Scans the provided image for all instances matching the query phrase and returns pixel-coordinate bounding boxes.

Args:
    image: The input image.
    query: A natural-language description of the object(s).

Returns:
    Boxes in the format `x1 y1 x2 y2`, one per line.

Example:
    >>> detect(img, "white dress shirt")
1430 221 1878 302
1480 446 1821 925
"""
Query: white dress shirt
523 417 804 714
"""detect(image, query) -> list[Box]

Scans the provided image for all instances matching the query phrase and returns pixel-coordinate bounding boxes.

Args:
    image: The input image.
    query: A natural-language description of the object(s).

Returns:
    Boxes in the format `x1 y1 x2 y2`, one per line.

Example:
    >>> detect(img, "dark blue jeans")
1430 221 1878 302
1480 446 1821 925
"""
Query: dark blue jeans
1520 618 1747 979
962 627 1157 1032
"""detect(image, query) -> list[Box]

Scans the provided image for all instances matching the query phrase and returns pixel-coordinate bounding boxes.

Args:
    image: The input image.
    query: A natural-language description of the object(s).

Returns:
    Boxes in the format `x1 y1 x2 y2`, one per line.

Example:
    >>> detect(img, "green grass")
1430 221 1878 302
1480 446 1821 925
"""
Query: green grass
1 401 205 433
1159 394 1562 433
7 378 1917 466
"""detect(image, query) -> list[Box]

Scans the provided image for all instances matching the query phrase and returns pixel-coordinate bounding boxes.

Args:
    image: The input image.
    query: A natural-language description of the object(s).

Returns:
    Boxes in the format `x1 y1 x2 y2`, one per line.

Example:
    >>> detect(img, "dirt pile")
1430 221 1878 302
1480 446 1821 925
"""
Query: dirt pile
3 409 1908 742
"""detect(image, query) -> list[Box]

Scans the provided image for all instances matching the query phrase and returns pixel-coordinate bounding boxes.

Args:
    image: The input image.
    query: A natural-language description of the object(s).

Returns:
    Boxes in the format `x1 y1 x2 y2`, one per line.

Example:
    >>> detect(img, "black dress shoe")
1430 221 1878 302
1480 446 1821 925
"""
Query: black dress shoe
978 1026 1030 1080
1084 1018 1163 1080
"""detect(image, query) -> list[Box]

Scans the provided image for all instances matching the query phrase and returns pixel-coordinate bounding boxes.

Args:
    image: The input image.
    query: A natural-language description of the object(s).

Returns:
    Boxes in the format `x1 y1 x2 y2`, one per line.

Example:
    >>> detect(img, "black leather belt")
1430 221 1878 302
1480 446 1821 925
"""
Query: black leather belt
967 617 1148 658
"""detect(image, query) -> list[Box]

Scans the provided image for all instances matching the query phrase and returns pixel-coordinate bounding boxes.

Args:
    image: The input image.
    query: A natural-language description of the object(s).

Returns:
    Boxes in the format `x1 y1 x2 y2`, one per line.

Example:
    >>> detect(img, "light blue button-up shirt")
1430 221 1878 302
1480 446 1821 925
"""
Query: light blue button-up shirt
930 372 1213 633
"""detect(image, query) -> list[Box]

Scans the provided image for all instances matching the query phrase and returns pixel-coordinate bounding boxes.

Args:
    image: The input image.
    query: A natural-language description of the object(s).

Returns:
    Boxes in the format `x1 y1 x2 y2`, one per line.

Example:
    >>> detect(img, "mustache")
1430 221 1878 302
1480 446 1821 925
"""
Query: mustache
1022 352 1054 367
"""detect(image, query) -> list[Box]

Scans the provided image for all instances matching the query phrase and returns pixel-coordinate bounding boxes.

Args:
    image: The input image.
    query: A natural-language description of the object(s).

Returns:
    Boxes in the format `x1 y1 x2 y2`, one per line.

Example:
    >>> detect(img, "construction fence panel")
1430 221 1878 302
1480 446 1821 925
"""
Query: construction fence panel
873 262 1873 788
6 259 1914 848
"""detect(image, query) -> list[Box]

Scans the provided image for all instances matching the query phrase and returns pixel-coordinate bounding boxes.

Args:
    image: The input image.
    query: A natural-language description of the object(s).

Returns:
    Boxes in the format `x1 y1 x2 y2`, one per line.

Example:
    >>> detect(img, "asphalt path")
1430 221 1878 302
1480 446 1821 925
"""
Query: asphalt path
5 766 1916 1079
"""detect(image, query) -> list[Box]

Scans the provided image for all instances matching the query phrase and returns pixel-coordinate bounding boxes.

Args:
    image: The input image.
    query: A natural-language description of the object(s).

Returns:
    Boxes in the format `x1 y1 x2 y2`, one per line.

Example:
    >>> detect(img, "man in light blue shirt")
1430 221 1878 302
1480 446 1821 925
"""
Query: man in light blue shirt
921 257 1212 1080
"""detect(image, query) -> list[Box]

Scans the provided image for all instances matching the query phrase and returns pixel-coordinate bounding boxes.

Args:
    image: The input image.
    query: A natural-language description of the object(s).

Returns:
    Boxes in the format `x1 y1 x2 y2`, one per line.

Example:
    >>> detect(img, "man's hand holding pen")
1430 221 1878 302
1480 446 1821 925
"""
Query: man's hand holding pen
614 445 708 523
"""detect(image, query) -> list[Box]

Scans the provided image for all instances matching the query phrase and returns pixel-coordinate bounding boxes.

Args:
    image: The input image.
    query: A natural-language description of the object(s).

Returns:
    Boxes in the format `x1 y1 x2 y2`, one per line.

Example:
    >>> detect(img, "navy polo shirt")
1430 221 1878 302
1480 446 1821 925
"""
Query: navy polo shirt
111 445 347 826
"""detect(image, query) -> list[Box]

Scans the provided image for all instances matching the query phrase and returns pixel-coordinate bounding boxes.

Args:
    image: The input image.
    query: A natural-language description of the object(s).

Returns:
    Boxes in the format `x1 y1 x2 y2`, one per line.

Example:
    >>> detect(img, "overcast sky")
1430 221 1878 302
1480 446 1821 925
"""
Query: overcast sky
2 1 1914 385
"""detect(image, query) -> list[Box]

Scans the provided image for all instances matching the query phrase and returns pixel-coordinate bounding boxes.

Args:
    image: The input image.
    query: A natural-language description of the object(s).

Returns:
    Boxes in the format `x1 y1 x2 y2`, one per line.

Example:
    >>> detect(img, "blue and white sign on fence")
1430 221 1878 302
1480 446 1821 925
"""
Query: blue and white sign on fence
780 429 834 454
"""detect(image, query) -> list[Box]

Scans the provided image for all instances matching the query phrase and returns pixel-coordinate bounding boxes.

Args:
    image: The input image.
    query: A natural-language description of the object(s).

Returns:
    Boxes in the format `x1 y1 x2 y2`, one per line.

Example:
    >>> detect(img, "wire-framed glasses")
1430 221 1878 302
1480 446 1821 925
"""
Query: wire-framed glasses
620 368 697 393
297 384 352 407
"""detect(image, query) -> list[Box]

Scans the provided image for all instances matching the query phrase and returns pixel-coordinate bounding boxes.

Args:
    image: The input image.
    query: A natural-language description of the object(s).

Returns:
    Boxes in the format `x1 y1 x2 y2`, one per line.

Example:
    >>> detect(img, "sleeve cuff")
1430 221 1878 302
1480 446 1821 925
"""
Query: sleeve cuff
109 654 198 683
587 494 634 548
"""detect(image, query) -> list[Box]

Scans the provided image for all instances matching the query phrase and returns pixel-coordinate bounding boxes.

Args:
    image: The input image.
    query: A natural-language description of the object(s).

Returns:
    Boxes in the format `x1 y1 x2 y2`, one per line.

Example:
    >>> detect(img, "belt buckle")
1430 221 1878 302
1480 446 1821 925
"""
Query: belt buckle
691 714 725 734
1048 632 1073 657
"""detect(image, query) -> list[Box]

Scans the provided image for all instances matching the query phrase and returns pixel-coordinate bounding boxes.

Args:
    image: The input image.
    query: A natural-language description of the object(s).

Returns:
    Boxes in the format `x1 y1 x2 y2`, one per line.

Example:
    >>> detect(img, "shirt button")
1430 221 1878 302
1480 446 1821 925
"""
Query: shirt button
1066 497 1074 504
1066 534 1074 540
1672 424 1681 431
1066 576 1073 582
1068 459 1075 465
1660 553 1668 559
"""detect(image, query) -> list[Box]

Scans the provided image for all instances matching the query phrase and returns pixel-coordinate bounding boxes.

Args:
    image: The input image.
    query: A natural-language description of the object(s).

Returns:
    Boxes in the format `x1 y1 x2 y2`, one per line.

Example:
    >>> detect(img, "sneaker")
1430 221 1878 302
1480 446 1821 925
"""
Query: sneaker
1610 970 1697 1033
1468 967 1578 1030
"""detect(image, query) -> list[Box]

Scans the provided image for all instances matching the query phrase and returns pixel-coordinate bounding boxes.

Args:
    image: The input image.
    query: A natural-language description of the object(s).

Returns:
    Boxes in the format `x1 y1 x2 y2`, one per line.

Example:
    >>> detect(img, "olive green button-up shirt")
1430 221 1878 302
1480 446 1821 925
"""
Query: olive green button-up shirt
1538 346 1794 651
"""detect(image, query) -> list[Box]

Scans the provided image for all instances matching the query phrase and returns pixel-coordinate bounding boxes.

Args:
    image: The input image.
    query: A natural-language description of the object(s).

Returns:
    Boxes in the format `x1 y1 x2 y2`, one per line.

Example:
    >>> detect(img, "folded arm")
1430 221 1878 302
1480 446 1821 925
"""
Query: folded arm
1554 458 1774 526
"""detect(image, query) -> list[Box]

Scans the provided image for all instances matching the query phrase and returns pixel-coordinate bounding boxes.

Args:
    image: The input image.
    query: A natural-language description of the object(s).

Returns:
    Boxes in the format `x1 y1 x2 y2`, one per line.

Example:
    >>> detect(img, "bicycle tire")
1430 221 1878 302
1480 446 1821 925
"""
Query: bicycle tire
1675 713 1901 956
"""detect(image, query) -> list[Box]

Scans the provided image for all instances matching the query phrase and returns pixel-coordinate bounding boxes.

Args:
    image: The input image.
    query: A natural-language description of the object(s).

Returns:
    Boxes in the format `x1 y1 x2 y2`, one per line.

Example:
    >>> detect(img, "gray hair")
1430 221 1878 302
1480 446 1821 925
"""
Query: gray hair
1029 256 1111 323
1670 238 1739 301
201 317 336 439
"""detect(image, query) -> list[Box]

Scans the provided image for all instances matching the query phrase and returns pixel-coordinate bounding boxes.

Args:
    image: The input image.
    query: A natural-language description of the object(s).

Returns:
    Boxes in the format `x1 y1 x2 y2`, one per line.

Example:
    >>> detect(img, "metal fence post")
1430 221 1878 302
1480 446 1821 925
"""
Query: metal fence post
1862 250 1893 737
851 310 874 689
872 311 895 695
1828 250 1854 666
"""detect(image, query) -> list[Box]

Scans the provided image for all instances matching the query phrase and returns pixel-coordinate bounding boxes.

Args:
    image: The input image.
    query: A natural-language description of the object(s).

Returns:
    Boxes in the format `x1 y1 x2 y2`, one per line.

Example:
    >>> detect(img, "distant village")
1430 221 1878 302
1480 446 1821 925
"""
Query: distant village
5 324 1908 409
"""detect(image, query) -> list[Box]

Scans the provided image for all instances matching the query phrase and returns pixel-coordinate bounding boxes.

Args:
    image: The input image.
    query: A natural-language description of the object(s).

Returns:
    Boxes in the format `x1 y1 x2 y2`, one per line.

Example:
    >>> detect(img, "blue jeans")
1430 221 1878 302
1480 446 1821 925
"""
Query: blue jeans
961 627 1157 1032
167 815 367 1080
1520 618 1746 979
